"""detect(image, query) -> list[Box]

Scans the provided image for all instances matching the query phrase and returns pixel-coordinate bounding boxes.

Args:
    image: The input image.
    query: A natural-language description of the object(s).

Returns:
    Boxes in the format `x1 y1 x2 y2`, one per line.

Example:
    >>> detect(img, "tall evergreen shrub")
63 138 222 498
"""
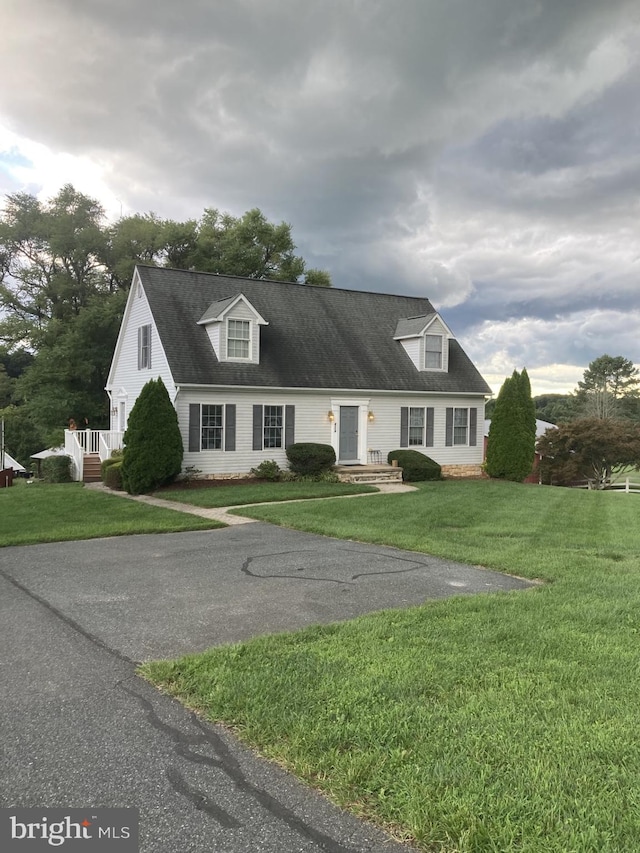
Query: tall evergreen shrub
485 369 536 481
121 378 183 494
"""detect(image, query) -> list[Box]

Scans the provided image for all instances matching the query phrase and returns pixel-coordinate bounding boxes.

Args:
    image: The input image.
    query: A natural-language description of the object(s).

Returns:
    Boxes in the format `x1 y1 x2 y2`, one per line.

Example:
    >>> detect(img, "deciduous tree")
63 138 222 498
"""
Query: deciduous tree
537 417 640 488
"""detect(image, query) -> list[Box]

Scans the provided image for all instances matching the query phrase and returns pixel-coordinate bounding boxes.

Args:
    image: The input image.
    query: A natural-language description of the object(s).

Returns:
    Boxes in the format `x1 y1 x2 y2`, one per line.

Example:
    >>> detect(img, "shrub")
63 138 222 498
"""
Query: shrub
250 460 282 481
286 443 336 476
387 449 442 482
104 461 123 490
41 455 72 483
101 451 123 481
121 378 183 495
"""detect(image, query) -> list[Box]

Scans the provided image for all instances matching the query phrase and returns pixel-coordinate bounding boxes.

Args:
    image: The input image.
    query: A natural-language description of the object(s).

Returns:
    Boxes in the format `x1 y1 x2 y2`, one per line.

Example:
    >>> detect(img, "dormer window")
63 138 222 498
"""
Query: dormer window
227 319 251 359
198 293 268 364
394 312 451 373
425 334 443 369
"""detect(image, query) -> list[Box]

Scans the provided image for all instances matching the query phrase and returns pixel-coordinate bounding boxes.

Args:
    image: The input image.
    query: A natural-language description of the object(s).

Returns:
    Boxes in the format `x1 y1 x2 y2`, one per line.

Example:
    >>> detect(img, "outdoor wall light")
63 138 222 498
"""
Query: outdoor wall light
368 410 375 422
328 410 335 422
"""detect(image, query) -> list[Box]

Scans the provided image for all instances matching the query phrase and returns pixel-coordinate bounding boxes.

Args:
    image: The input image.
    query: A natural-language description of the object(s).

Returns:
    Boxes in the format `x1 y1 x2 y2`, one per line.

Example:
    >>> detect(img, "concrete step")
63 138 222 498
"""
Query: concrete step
336 464 404 485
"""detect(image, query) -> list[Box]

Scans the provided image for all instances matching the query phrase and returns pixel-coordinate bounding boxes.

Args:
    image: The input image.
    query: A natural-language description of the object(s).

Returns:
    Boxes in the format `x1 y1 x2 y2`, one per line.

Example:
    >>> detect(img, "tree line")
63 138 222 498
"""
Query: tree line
0 185 331 464
486 356 640 487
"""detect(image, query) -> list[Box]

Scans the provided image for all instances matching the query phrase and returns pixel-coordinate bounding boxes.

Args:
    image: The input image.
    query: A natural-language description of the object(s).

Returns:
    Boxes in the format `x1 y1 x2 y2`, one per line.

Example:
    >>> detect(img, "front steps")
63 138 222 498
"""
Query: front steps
336 464 403 485
82 454 102 483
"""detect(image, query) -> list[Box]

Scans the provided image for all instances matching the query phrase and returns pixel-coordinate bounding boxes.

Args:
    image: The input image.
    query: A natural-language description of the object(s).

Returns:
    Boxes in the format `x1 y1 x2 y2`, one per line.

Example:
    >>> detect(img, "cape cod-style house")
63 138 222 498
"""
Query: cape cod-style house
67 265 491 482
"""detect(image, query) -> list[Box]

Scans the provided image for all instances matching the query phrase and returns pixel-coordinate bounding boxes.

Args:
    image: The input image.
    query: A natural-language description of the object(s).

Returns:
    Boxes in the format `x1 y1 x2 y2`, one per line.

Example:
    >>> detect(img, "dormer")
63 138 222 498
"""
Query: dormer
394 312 452 372
197 294 268 364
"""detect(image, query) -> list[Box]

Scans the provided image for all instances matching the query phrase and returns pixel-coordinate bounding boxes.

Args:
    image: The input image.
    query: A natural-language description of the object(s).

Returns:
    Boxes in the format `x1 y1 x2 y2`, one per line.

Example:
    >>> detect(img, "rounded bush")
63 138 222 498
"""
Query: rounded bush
286 442 336 476
104 460 123 490
41 455 72 483
387 449 442 482
101 452 123 481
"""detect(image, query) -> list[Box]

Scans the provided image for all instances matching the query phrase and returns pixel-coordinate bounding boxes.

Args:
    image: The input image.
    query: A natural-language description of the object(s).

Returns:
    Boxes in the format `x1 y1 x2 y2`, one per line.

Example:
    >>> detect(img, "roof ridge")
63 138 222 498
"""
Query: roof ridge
136 264 435 304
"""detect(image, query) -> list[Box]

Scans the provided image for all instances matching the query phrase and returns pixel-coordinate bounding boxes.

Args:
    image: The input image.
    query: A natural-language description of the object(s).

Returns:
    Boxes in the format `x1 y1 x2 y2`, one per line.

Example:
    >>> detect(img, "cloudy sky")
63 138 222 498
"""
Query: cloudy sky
1 0 639 395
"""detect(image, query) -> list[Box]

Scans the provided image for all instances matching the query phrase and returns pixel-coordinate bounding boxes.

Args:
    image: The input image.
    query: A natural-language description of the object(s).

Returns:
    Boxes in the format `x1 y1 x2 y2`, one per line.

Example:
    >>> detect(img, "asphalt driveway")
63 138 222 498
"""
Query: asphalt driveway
0 524 533 852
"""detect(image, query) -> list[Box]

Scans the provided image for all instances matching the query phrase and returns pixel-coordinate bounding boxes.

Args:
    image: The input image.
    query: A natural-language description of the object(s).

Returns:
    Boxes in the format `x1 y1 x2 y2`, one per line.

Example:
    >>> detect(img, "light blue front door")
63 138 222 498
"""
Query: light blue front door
339 406 359 462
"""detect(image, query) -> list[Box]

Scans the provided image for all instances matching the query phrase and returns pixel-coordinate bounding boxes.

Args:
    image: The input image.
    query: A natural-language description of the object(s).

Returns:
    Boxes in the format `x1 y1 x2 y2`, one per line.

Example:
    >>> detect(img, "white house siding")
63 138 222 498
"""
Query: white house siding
366 394 485 467
107 281 175 431
204 323 220 357
175 388 485 477
177 388 337 476
399 338 421 370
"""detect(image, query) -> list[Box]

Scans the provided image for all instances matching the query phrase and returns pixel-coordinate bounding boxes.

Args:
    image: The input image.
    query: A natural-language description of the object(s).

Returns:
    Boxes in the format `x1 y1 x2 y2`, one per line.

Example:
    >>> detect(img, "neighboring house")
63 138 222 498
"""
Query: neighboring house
105 266 492 479
483 419 555 483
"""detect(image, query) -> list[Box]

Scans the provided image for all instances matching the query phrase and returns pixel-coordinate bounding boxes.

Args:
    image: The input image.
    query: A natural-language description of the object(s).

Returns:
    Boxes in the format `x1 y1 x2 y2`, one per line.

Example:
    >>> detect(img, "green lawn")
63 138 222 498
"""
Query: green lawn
0 481 223 547
153 480 378 507
142 481 640 853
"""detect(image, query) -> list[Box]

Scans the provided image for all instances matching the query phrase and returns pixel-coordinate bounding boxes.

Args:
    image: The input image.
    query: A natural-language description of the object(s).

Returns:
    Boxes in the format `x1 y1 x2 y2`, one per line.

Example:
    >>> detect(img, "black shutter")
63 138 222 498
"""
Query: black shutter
188 404 201 452
148 325 152 368
469 407 477 446
137 327 142 370
225 404 236 451
400 407 409 447
426 407 434 447
445 408 453 446
285 405 295 448
253 405 263 451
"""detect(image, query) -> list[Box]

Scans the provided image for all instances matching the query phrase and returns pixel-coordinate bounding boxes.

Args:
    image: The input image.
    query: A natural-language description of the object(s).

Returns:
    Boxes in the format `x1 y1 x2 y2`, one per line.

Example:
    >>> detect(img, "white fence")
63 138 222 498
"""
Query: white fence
64 430 123 481
606 477 640 494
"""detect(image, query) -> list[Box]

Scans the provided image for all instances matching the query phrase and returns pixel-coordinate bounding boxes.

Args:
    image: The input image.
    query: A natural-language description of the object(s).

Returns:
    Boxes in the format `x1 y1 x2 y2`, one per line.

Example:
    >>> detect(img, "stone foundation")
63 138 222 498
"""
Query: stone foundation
440 464 486 479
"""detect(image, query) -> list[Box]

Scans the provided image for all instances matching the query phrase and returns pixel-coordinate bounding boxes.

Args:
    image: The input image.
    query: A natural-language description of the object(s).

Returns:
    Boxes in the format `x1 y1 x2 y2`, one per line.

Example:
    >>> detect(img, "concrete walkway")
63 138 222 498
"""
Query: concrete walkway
86 480 418 525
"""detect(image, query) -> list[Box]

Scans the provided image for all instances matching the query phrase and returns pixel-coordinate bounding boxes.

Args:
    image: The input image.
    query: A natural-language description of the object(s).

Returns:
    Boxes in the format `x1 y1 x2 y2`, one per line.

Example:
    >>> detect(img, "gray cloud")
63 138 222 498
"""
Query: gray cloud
1 0 639 389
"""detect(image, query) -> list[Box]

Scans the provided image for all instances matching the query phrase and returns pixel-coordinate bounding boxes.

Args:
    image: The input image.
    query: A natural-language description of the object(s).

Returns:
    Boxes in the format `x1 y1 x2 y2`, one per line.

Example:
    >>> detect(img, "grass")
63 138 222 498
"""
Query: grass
142 480 640 853
0 481 223 547
153 480 378 507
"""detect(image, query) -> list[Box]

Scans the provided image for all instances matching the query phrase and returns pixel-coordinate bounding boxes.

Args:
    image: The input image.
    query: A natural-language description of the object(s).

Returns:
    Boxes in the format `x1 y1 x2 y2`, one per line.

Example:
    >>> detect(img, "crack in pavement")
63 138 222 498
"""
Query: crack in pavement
241 547 431 584
3 567 389 852
121 682 364 853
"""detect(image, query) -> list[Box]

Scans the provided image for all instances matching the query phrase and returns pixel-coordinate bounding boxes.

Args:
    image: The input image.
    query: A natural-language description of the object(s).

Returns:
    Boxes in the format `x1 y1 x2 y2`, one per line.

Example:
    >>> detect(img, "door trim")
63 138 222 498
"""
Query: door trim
330 398 370 465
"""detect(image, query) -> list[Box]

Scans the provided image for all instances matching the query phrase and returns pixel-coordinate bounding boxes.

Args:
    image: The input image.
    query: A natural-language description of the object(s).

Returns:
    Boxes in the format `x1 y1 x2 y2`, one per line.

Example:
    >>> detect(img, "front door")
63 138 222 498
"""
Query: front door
339 406 359 462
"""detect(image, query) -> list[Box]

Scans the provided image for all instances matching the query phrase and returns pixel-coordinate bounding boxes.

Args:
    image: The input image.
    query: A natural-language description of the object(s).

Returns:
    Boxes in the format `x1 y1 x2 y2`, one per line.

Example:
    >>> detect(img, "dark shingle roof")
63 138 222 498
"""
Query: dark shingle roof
137 266 491 394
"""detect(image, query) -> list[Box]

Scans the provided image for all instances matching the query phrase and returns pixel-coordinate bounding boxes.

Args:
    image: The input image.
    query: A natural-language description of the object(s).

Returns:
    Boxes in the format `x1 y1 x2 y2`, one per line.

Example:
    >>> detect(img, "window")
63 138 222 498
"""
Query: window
227 319 250 359
401 406 434 448
189 404 236 452
264 405 283 448
409 407 424 445
453 408 469 445
201 405 223 450
425 334 443 369
138 324 151 369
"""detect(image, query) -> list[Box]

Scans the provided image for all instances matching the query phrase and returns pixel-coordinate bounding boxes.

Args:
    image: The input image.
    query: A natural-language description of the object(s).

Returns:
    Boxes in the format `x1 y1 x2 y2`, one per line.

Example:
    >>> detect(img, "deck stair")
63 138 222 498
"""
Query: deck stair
336 464 403 485
82 454 102 483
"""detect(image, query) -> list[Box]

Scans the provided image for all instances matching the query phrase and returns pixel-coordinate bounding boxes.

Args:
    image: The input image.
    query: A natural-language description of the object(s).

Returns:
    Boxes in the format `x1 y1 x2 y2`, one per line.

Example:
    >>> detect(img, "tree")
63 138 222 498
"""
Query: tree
537 418 640 488
485 369 536 481
575 354 639 420
0 185 110 349
16 291 127 432
120 378 183 494
532 393 578 424
0 186 331 447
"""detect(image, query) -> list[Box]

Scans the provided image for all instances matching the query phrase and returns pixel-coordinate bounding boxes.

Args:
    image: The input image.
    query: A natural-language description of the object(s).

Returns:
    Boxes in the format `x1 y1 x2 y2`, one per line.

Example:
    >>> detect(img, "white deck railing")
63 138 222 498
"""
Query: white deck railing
64 430 124 481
